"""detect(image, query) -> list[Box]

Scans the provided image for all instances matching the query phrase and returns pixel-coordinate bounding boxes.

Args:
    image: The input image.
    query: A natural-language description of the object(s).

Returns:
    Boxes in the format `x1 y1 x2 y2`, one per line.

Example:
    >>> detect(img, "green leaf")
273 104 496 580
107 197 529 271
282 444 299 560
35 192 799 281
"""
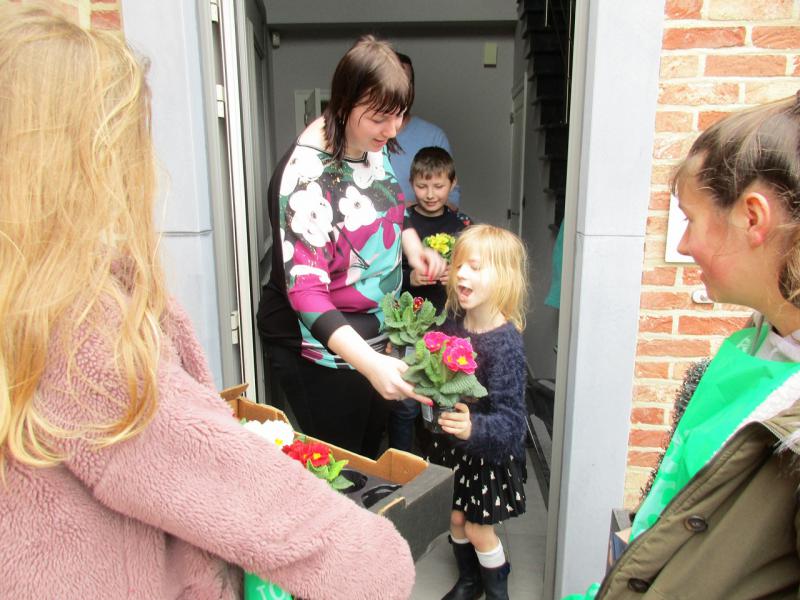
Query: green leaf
328 458 348 479
330 475 355 491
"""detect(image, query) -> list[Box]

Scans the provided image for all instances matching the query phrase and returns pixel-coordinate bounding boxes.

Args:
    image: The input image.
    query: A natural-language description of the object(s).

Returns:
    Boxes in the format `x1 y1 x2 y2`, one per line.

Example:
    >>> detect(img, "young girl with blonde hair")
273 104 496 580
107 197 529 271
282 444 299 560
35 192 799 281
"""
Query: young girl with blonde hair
428 224 529 600
0 5 413 599
566 93 800 599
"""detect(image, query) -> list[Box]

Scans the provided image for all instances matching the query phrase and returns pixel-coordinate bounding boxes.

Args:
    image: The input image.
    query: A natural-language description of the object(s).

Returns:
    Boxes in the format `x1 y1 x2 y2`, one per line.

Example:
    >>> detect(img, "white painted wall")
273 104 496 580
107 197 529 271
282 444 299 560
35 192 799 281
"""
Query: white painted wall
122 1 224 386
549 0 666 595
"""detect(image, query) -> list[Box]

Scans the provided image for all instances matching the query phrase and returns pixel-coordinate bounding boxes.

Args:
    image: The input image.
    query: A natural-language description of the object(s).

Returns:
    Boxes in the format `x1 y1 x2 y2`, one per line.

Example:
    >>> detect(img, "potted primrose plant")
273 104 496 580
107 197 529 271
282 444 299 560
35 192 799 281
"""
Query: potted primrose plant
401 331 488 434
380 291 445 356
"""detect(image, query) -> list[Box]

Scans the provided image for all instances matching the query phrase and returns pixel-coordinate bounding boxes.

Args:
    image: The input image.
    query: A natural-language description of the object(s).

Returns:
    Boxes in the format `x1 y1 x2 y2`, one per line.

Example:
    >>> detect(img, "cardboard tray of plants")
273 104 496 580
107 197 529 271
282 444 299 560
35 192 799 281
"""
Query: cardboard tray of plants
221 385 453 561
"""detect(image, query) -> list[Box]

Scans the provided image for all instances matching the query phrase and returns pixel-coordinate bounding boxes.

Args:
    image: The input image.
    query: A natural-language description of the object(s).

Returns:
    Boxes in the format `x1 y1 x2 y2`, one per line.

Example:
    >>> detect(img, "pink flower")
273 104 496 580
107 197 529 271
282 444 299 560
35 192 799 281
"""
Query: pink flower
424 331 451 352
442 337 477 374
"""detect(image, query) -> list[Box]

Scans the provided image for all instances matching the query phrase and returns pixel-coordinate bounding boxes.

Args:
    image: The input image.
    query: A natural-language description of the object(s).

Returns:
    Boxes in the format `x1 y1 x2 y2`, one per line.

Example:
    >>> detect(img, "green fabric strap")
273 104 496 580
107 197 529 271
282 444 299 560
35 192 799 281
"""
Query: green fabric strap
630 327 800 540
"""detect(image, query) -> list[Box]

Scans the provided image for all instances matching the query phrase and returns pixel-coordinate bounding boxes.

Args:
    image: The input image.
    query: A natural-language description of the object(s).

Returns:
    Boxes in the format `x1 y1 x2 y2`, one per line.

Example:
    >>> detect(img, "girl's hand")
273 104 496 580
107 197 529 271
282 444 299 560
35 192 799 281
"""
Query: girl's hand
437 265 450 285
363 352 434 406
438 402 472 440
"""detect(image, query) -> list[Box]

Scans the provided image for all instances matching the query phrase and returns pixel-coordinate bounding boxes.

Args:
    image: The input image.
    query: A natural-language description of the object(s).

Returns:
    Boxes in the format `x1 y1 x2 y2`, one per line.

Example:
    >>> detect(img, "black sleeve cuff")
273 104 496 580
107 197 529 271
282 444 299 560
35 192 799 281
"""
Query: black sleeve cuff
310 310 349 347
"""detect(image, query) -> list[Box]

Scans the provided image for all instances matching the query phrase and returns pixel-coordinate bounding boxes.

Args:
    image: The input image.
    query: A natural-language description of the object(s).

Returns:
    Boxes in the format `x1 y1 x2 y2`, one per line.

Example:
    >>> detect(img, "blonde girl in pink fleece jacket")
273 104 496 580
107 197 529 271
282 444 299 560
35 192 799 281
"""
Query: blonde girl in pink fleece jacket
0 4 414 599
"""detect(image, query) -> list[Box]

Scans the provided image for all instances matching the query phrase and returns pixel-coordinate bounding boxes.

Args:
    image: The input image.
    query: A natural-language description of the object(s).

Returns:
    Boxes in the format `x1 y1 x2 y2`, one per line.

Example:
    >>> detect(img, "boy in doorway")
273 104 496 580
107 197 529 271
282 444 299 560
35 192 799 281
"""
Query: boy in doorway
389 146 473 452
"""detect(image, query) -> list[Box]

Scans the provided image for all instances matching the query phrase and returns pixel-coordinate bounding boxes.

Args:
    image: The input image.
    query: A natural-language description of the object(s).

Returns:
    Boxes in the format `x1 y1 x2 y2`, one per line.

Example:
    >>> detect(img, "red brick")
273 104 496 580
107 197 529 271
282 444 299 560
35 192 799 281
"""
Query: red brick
658 82 739 106
646 215 669 236
642 266 677 286
635 361 671 379
705 55 786 77
745 80 800 104
640 291 693 310
634 383 681 404
665 0 702 20
637 338 711 357
639 315 673 334
678 315 750 335
91 9 120 30
627 450 663 468
662 27 746 50
792 56 800 77
660 55 700 79
629 428 670 448
644 237 668 260
651 164 677 186
698 110 733 130
630 407 666 425
92 0 118 3
681 266 703 285
653 134 694 159
650 191 671 210
753 27 800 49
655 110 694 132
707 0 794 20
671 360 700 380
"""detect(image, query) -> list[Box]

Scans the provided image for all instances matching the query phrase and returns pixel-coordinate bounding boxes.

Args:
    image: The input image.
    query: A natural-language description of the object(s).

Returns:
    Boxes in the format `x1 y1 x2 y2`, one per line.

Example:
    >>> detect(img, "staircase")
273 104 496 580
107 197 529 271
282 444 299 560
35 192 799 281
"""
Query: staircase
517 0 575 231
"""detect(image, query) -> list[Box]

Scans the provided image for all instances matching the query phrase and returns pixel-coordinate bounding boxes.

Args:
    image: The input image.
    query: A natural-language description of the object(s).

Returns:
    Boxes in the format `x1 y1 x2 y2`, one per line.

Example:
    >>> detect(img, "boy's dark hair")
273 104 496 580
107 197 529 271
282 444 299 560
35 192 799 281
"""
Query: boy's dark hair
410 146 456 183
323 35 411 163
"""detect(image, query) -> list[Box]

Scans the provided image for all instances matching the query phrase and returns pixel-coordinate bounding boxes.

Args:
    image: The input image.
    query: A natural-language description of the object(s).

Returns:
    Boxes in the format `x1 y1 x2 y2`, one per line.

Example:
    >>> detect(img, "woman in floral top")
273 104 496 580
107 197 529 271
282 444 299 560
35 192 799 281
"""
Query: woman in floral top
256 36 444 458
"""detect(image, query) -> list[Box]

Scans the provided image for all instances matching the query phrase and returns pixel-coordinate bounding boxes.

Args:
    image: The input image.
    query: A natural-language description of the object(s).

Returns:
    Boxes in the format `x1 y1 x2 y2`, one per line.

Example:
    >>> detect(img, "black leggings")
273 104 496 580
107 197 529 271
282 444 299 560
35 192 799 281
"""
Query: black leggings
264 343 389 459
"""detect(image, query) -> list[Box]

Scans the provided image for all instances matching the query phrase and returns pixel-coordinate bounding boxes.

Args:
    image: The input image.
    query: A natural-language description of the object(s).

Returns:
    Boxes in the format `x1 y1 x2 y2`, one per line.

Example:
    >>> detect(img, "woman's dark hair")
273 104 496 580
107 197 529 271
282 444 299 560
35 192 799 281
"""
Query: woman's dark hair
323 35 411 163
671 92 800 303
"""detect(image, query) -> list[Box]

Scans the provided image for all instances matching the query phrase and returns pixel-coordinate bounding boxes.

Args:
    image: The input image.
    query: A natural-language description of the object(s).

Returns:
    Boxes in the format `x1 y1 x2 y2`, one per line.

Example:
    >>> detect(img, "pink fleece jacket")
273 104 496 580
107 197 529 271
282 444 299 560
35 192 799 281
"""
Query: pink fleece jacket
0 301 414 599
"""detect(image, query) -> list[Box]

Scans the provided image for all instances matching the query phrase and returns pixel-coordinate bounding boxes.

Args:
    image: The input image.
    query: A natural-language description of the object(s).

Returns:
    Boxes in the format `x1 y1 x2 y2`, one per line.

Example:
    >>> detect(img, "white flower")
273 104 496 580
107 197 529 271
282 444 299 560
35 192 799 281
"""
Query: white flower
242 418 295 448
289 182 333 247
339 186 377 231
280 147 324 196
280 229 294 263
351 152 386 189
290 264 331 284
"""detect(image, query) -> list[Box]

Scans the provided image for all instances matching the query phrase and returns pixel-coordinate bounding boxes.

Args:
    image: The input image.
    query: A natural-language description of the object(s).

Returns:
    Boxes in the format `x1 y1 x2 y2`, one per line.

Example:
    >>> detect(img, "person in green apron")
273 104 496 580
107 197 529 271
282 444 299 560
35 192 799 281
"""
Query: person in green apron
566 93 800 599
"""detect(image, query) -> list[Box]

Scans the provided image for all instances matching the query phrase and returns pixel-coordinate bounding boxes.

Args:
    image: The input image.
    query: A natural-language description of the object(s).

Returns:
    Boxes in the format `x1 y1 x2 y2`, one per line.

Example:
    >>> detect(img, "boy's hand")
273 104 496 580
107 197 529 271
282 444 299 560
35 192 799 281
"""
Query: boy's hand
438 402 472 440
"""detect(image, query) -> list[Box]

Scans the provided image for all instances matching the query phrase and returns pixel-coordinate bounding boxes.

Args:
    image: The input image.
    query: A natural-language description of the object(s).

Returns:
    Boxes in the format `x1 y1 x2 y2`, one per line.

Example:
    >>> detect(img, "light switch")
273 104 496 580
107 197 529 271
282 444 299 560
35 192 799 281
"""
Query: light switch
483 42 497 67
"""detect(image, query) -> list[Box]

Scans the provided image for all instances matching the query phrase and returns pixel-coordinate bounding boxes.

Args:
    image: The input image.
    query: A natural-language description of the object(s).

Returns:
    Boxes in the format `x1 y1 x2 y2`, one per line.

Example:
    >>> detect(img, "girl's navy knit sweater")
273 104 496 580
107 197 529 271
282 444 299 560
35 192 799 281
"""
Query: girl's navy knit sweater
443 319 528 465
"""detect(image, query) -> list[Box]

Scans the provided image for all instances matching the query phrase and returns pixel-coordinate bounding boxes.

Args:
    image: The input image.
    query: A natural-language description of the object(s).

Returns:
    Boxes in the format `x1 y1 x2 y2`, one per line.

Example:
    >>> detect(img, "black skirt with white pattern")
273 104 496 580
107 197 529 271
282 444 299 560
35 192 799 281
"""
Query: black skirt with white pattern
426 434 527 525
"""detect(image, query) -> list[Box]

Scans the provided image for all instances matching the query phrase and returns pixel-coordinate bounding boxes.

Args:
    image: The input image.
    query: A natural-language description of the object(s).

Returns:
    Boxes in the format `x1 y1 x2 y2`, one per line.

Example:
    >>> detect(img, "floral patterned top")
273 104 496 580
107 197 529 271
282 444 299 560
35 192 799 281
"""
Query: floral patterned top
257 143 405 368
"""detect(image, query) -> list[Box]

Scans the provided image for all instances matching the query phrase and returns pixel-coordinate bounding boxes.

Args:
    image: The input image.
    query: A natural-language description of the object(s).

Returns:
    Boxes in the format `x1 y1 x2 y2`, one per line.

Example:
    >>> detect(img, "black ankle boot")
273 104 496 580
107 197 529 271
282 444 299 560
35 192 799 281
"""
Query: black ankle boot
480 562 511 600
441 538 484 600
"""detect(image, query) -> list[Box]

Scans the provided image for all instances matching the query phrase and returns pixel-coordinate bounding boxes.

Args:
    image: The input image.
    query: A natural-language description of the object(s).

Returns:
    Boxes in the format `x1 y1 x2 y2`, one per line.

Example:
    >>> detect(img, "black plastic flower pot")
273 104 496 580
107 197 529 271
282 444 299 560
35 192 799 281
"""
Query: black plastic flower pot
420 403 457 434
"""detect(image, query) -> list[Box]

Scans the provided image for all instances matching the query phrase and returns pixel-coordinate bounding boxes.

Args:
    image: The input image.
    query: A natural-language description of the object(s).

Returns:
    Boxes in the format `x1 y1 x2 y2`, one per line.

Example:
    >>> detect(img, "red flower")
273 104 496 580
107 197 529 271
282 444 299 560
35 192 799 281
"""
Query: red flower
282 440 332 467
442 337 478 374
413 296 424 312
423 331 451 352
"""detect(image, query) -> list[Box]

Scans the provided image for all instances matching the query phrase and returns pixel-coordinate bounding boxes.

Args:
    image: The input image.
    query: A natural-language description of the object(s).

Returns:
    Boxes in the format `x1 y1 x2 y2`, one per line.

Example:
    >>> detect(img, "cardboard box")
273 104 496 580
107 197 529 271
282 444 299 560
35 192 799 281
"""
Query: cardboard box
606 508 633 574
222 386 454 561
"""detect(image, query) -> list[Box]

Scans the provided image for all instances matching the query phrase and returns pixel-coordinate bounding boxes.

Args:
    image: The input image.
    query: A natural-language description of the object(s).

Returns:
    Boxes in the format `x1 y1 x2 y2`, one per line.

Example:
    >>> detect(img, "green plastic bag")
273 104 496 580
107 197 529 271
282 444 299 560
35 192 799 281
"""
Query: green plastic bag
631 326 800 540
244 572 293 600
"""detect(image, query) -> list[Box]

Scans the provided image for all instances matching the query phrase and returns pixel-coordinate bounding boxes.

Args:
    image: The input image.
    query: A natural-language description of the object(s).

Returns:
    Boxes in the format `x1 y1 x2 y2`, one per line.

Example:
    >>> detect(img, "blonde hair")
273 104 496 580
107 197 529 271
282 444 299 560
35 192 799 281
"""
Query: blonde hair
671 93 800 305
0 3 166 470
445 224 529 331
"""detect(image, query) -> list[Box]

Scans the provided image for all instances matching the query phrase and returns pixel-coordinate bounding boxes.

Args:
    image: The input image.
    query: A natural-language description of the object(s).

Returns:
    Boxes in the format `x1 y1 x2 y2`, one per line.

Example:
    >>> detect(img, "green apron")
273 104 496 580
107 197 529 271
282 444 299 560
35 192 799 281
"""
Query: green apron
565 326 800 600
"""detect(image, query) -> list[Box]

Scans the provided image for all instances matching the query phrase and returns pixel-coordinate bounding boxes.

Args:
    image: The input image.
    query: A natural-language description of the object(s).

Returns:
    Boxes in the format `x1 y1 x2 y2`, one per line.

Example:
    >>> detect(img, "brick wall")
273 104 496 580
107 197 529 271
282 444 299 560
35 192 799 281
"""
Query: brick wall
0 0 122 31
623 0 800 507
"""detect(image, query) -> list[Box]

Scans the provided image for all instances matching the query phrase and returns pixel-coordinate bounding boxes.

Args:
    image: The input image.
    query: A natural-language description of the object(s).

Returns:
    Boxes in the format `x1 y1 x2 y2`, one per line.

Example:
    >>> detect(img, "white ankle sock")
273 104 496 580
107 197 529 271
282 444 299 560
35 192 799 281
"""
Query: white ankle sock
476 541 506 569
451 535 470 545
